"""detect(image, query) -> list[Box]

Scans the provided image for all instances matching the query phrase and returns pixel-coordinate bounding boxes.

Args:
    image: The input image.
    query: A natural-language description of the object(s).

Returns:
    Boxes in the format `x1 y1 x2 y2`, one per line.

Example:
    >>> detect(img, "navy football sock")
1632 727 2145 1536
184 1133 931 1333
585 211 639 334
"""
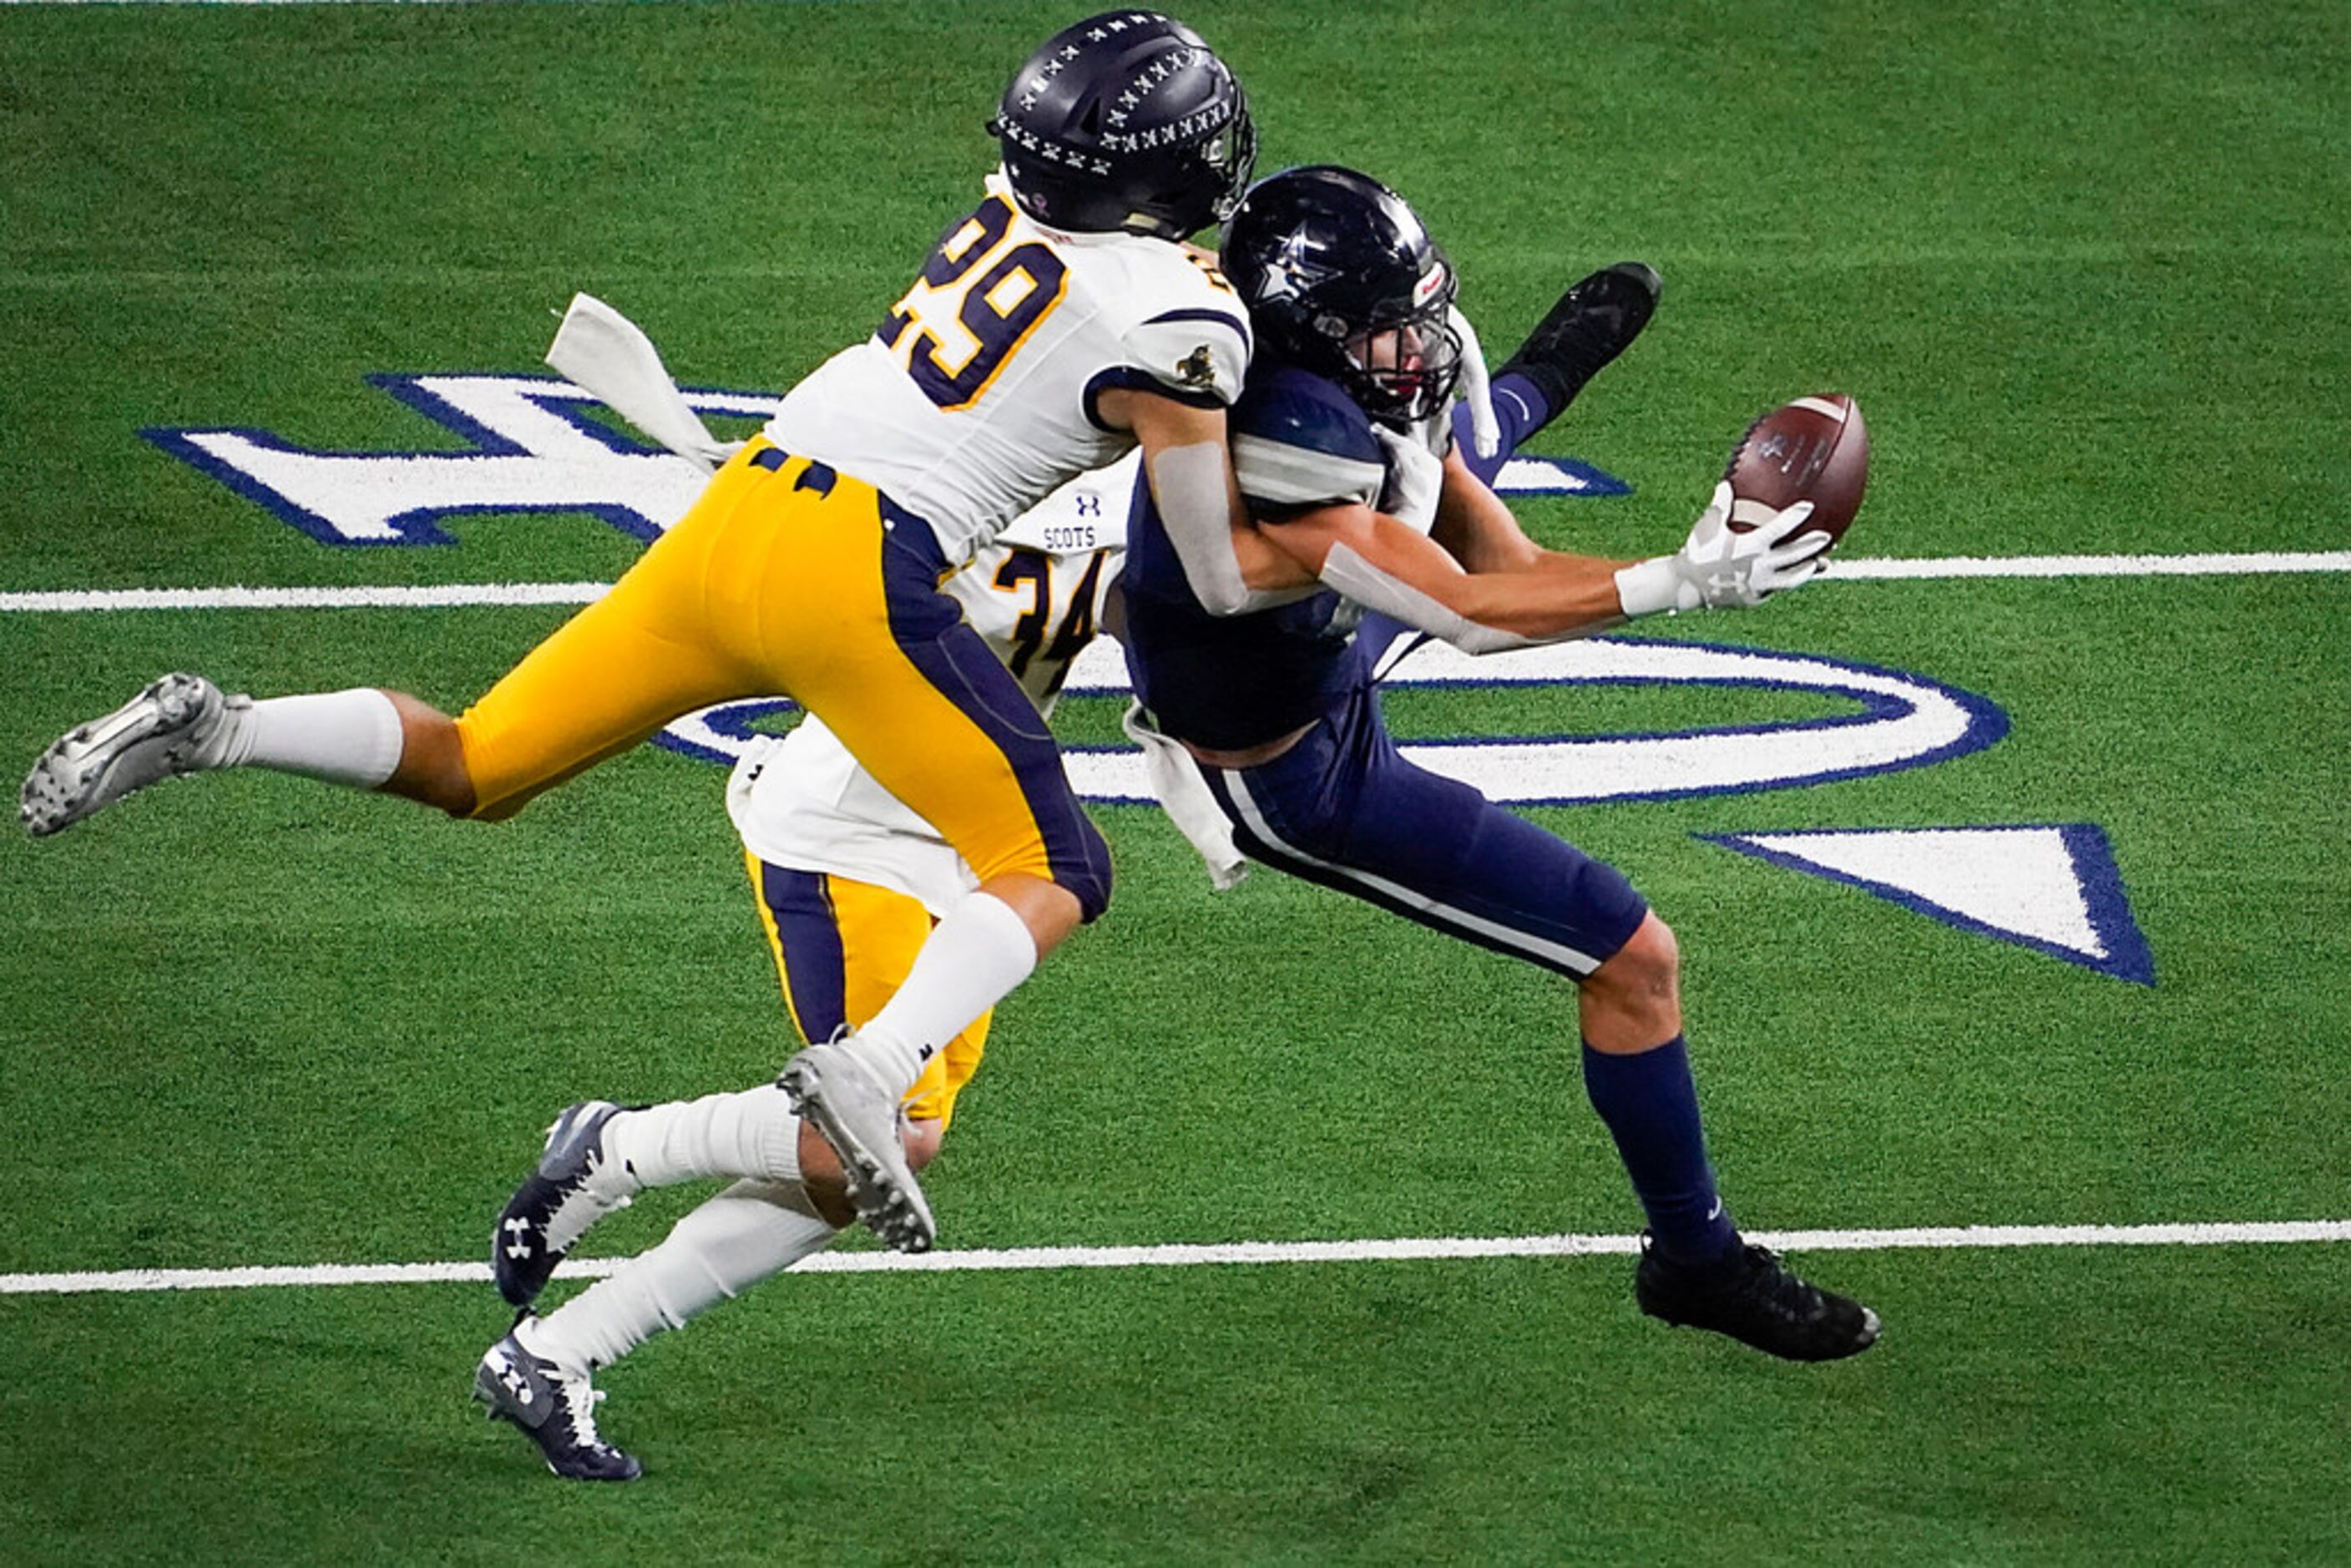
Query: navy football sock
1581 1035 1739 1266
1447 371 1553 489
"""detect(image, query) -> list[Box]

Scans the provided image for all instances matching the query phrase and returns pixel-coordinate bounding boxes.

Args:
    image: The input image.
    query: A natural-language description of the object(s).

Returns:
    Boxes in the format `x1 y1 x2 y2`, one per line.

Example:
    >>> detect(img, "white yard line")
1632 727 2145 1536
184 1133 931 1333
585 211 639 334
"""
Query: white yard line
6 1219 2344 1297
1827 551 2351 580
0 582 610 613
2 552 2343 615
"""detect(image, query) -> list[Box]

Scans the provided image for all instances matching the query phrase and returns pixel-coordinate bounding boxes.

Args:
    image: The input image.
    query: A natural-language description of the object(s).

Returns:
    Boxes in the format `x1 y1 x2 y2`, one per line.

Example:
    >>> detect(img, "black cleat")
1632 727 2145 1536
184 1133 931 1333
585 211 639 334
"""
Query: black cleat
492 1100 635 1308
1494 260 1663 422
1636 1236 1881 1362
474 1323 643 1482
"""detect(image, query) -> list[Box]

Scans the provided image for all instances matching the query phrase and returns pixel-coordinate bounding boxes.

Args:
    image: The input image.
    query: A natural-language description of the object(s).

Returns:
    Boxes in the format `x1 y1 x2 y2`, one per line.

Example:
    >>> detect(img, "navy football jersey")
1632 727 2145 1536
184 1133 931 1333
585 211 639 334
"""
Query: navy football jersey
1122 363 1403 751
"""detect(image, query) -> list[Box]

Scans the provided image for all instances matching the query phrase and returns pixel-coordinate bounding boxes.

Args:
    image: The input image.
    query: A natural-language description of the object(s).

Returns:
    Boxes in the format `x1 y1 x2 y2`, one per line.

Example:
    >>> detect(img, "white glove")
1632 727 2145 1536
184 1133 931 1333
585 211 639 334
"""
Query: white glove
1372 423 1446 537
1613 481 1833 615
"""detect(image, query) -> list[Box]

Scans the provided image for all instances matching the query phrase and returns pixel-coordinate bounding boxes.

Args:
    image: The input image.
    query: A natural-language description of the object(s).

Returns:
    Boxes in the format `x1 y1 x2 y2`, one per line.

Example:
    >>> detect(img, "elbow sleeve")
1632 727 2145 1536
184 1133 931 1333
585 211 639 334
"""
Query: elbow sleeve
1145 443 1253 615
1318 544 1535 655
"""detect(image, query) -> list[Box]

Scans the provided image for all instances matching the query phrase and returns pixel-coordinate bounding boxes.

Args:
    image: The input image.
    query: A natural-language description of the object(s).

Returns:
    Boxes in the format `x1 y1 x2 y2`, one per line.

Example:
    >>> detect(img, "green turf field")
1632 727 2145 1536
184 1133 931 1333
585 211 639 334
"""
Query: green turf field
3 2 2347 1561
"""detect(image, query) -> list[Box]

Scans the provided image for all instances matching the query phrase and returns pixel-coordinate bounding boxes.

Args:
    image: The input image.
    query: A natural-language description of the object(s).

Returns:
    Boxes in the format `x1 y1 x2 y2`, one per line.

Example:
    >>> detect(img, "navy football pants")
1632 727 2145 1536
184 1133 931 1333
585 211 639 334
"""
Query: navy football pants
1195 676 1649 980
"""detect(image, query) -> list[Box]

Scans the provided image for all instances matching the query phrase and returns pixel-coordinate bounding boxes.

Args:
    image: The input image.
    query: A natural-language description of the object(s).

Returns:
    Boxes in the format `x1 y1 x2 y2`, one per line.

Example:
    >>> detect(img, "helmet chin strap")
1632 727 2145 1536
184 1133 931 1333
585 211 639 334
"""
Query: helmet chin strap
1447 304 1501 459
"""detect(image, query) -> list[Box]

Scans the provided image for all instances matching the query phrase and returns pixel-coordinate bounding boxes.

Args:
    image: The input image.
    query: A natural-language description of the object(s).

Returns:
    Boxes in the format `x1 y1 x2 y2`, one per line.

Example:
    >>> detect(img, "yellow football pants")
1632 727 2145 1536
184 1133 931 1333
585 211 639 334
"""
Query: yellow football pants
452 440 1111 915
746 853 988 1128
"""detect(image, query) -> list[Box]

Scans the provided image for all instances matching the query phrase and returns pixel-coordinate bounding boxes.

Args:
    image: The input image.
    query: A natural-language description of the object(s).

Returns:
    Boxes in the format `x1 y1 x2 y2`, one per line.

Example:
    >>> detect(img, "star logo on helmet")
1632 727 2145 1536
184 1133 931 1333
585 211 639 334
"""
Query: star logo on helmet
1260 230 1341 303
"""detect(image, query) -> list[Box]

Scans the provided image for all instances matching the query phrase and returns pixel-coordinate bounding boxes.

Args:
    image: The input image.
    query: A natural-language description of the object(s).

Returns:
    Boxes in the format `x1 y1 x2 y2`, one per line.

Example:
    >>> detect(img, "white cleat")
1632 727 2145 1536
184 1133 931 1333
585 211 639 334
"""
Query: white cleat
777 1036 937 1253
21 672 240 837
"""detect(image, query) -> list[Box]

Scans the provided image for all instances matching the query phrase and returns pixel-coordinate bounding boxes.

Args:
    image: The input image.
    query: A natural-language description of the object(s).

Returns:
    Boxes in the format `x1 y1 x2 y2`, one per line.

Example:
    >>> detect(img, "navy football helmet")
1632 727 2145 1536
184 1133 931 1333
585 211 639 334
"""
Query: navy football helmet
989 11 1255 240
1221 165 1465 424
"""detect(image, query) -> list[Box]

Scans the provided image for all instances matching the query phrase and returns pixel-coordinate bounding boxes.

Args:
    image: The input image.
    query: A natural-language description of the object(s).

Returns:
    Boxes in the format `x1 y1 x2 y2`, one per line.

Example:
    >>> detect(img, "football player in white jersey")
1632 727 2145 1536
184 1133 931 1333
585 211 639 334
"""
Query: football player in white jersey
20 11 1277 1480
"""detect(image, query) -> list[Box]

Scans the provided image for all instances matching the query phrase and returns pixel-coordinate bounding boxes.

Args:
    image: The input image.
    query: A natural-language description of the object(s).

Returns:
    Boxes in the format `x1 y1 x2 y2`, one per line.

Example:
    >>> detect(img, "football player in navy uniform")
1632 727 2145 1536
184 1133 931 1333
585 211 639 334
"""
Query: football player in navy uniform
1120 165 1879 1363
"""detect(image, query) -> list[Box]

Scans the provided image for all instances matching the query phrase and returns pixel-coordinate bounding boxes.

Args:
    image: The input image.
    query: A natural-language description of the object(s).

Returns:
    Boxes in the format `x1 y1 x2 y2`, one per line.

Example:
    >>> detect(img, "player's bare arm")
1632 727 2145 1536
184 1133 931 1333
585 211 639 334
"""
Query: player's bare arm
1261 490 1630 650
1429 446 1551 574
1401 423 1839 629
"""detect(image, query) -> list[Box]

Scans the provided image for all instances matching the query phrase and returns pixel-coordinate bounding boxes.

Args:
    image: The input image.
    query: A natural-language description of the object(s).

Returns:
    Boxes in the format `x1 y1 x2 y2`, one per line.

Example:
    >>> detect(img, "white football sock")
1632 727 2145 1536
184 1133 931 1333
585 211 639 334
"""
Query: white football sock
520 1179 840 1373
199 688 403 788
852 890 1037 1099
596 1084 806 1191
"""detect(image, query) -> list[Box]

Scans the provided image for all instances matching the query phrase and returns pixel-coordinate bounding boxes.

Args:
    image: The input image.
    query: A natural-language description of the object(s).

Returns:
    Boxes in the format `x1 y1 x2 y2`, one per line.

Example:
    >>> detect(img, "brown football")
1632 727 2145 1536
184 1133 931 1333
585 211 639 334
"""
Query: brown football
1723 393 1869 546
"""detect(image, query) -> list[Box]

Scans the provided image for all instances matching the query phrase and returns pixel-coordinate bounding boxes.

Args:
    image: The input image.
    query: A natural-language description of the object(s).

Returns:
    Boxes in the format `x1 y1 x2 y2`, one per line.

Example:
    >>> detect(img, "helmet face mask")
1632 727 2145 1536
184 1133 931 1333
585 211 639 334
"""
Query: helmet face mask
1198 99 1257 226
989 11 1256 240
1224 165 1466 424
1322 292 1464 425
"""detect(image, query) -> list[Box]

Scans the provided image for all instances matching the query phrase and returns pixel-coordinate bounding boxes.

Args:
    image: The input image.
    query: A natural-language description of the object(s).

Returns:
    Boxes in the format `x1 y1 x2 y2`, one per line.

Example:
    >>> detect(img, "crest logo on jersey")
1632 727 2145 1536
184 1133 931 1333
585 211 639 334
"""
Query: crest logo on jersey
1175 344 1218 389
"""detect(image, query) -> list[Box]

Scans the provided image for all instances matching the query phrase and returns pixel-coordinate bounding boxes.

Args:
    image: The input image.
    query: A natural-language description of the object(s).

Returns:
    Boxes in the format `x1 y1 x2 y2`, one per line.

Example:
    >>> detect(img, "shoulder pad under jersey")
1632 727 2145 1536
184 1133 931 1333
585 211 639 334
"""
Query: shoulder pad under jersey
1082 244 1252 421
1230 364 1387 514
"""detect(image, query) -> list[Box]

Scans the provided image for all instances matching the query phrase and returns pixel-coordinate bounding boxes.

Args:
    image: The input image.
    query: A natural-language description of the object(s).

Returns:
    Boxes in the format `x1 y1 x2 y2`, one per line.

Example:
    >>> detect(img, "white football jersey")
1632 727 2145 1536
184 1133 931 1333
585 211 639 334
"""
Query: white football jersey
764 171 1249 568
728 455 1142 915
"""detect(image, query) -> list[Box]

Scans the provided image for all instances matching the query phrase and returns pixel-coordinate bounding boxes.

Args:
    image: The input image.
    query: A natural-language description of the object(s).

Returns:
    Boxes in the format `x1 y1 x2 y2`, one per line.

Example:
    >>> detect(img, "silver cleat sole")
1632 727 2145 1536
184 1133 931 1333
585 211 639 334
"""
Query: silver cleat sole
21 672 224 837
778 1041 936 1253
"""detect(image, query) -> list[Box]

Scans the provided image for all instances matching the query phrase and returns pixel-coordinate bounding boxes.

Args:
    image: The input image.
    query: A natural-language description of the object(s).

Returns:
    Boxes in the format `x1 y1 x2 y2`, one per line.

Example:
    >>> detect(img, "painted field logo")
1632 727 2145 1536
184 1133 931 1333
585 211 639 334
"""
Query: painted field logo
144 372 1625 549
139 371 2145 982
145 375 778 547
660 635 2010 807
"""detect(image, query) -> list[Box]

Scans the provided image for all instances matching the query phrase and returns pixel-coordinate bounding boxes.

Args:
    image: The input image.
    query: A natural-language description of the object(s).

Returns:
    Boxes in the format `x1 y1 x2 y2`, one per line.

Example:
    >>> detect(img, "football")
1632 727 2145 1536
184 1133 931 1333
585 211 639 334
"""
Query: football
1723 393 1869 546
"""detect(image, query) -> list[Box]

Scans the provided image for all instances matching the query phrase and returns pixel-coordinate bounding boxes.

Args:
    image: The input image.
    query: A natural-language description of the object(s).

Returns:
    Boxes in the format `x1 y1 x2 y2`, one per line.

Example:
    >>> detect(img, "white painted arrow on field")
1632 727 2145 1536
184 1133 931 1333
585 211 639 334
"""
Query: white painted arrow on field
1701 824 2155 984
